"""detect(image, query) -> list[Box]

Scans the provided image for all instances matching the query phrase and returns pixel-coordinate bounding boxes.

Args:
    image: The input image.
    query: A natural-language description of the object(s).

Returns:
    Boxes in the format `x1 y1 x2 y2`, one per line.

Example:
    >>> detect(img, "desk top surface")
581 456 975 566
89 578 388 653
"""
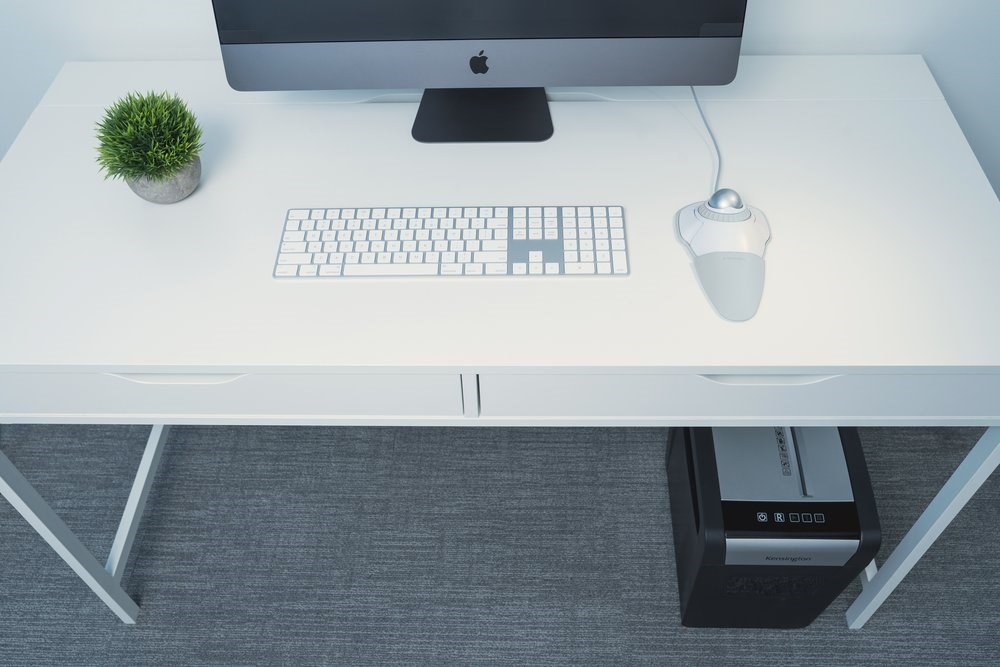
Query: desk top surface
1 55 999 372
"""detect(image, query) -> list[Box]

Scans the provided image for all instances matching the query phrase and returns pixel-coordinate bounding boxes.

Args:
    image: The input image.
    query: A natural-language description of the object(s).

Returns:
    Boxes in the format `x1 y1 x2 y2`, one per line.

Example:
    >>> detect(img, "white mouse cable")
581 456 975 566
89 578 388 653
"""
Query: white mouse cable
690 85 722 196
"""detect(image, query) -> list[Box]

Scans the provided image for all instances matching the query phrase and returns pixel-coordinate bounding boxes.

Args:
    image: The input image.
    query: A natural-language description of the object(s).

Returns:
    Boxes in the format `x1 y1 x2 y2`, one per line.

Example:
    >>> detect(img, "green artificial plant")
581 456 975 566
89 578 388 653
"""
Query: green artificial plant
96 91 203 182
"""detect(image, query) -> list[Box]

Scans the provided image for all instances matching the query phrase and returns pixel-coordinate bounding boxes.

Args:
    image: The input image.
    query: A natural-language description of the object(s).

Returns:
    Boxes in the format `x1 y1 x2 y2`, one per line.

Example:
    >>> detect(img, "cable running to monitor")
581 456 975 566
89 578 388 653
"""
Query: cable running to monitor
690 86 722 194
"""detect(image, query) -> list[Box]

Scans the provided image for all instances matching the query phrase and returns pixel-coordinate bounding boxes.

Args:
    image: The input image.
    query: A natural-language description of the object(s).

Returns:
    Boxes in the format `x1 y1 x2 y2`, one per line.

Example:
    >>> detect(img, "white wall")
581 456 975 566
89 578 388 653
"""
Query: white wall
741 0 1000 195
2 0 999 194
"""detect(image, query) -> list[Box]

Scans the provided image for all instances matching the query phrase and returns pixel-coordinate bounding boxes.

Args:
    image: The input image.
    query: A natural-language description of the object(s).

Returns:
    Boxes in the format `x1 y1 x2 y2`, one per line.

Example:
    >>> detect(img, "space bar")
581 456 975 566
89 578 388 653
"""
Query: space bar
343 264 439 276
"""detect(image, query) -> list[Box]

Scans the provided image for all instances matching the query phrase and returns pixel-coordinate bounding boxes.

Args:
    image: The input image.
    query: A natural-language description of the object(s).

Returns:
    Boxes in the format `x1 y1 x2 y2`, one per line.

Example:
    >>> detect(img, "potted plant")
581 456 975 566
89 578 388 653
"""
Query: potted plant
96 91 204 204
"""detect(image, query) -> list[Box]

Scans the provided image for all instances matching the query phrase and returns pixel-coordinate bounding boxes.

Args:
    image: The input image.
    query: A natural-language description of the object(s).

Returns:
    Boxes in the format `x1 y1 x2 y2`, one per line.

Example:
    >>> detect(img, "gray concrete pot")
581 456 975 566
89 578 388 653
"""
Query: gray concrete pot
126 156 201 204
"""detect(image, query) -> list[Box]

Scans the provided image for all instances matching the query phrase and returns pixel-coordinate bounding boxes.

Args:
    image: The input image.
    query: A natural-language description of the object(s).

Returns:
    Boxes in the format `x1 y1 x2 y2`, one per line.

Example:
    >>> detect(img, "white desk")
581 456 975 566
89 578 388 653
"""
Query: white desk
1 55 998 627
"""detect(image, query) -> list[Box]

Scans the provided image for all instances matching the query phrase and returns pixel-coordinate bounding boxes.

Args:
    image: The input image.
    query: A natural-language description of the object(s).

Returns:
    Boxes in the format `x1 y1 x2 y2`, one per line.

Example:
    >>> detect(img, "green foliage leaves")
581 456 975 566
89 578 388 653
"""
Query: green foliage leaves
96 91 203 181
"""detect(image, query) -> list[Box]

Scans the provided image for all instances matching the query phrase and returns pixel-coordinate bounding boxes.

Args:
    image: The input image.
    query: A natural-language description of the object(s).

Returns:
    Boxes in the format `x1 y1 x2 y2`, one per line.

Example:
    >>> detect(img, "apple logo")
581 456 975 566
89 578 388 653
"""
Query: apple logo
469 50 489 74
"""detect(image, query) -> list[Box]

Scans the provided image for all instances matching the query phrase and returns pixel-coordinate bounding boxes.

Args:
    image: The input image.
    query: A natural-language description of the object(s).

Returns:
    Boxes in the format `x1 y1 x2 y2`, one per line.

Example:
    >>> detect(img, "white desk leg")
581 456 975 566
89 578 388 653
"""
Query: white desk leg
0 446 141 623
106 425 170 581
846 426 1000 629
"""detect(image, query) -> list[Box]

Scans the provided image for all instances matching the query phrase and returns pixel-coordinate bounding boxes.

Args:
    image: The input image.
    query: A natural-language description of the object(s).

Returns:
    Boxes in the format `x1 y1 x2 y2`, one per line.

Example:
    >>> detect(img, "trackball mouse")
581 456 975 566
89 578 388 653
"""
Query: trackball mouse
677 188 771 321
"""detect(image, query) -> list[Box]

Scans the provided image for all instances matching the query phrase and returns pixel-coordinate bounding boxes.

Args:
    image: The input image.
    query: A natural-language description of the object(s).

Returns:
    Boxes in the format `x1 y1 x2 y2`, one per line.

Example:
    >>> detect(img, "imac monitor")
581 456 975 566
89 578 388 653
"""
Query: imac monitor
211 1 748 142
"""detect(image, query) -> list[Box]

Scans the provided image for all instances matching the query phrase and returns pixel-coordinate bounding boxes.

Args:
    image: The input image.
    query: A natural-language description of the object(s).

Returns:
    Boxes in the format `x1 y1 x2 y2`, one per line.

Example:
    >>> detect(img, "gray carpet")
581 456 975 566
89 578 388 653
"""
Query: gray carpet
0 425 997 666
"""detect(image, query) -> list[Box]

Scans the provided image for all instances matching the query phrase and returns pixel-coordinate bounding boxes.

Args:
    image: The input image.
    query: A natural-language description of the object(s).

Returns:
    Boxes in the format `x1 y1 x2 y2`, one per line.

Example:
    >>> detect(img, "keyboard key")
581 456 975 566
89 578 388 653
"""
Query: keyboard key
474 251 507 264
344 263 439 277
275 265 298 276
486 263 508 275
565 262 595 274
278 253 312 265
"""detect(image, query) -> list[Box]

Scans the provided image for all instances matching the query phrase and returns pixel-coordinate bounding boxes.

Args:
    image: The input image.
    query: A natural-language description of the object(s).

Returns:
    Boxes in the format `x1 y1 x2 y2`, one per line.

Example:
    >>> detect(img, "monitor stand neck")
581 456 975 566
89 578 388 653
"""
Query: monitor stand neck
411 87 554 143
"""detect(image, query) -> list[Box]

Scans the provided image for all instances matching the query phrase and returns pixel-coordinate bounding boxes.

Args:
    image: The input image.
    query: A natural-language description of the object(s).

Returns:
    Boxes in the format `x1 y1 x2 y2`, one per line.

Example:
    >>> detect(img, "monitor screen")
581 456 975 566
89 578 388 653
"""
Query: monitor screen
214 1 746 42
212 0 747 141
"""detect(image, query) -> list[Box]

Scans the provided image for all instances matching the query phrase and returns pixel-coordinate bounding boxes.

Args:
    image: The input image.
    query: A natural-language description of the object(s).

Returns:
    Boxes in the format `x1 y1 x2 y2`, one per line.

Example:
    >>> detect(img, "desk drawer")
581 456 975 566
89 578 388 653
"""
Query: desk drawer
478 373 1000 424
0 372 463 420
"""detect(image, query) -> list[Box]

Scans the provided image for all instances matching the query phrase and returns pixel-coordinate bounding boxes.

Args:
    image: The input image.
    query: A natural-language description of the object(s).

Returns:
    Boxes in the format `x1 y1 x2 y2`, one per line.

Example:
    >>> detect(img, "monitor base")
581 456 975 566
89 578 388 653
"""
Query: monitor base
412 87 554 143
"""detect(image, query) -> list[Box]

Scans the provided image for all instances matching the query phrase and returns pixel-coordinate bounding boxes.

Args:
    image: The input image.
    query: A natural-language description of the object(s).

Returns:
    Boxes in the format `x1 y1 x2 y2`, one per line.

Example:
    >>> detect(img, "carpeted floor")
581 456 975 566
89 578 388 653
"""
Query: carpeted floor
0 425 997 666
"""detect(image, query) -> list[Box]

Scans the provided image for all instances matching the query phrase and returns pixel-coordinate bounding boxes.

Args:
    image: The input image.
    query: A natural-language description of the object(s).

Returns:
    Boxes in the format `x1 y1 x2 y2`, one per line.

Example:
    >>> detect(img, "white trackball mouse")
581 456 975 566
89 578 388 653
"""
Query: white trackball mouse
676 188 771 321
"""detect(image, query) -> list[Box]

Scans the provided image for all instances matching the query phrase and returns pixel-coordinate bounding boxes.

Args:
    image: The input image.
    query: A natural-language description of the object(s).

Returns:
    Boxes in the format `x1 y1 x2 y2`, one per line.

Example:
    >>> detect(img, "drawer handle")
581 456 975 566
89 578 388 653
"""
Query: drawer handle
106 373 248 386
698 374 841 387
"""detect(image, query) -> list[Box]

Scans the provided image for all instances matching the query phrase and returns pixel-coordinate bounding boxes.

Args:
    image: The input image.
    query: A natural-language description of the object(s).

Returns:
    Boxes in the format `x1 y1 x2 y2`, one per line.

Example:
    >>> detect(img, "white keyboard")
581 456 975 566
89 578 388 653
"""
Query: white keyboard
274 205 629 278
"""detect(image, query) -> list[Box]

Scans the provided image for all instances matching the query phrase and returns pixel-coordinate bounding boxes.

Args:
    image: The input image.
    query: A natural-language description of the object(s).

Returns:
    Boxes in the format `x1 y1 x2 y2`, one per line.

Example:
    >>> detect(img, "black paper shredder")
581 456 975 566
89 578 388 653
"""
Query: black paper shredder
666 427 881 628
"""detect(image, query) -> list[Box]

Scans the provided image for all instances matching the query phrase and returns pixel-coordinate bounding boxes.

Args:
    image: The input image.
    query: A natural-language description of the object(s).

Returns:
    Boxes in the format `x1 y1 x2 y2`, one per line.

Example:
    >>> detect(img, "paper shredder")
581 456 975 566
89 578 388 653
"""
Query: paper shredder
666 427 881 628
